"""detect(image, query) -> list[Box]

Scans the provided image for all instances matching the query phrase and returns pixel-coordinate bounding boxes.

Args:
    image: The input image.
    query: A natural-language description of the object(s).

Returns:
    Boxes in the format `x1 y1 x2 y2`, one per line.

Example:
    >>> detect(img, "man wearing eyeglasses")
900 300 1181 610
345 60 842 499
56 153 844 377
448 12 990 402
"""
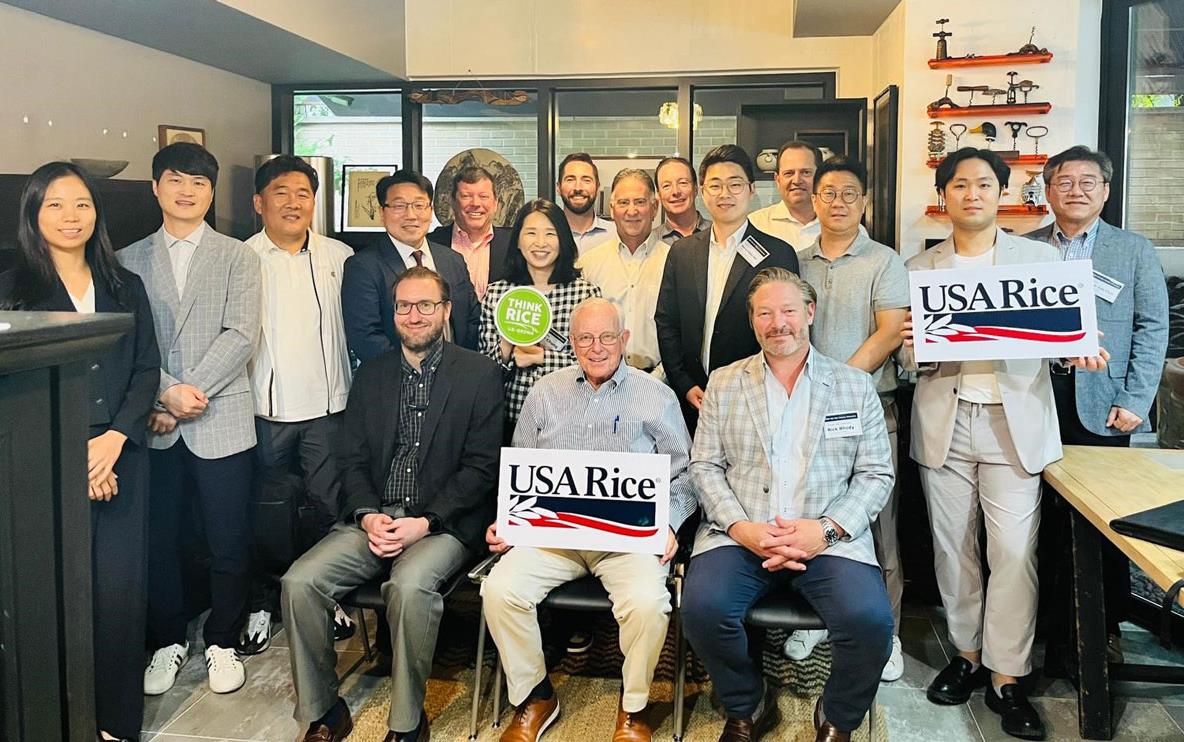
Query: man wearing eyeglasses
483 297 696 742
1026 146 1169 670
579 168 670 374
785 155 910 681
655 144 799 431
283 266 504 742
653 156 711 244
342 170 481 363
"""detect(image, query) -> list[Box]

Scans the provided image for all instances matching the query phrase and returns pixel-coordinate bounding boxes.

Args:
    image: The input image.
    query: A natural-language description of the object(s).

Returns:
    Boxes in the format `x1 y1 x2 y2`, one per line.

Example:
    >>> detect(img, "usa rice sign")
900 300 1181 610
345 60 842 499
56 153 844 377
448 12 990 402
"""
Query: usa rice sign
910 259 1099 363
497 447 670 554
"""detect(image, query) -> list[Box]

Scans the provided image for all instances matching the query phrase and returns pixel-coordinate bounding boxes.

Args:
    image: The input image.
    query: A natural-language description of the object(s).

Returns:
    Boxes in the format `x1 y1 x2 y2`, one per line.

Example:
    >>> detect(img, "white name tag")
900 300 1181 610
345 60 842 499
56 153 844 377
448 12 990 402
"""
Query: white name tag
824 411 862 438
1093 270 1124 304
540 327 568 351
736 235 770 267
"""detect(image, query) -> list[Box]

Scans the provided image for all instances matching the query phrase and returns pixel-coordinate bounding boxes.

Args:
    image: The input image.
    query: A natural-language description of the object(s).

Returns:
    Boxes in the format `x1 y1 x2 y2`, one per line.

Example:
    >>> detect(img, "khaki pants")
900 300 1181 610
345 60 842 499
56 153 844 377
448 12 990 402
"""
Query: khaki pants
481 547 671 713
870 396 902 632
919 400 1041 677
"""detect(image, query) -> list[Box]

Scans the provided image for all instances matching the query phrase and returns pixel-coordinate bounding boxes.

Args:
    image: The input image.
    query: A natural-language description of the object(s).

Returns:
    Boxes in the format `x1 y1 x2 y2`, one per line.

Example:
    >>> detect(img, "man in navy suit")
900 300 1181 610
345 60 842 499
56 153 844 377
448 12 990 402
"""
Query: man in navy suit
342 170 481 362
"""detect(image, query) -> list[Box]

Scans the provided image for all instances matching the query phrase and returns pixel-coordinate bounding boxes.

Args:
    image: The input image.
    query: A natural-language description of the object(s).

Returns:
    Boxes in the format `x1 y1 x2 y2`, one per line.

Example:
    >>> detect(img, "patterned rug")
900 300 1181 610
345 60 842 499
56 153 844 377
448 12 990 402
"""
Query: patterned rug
349 588 888 740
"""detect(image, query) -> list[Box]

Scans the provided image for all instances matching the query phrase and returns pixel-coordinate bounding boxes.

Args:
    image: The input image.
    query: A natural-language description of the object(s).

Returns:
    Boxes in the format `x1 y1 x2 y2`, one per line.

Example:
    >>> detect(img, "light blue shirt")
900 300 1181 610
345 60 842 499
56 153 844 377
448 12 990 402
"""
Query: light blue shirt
763 348 813 520
1050 218 1101 262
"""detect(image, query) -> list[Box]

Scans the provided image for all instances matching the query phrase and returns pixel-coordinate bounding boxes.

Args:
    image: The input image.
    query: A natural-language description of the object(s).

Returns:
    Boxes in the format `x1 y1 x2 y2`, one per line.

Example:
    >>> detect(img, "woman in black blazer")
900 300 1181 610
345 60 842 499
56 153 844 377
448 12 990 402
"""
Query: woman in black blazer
0 162 160 742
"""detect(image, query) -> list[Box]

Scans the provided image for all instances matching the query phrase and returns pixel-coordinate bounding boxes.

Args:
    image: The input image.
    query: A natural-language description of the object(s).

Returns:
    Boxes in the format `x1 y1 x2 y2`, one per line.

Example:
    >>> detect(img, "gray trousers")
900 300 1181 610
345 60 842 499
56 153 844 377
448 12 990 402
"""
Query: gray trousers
870 397 903 632
919 400 1041 677
281 513 466 732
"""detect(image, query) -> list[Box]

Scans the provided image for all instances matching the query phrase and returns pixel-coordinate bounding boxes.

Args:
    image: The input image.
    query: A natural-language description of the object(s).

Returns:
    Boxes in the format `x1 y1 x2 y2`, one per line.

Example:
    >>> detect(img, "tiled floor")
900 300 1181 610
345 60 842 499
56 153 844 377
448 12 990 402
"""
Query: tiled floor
142 608 1184 741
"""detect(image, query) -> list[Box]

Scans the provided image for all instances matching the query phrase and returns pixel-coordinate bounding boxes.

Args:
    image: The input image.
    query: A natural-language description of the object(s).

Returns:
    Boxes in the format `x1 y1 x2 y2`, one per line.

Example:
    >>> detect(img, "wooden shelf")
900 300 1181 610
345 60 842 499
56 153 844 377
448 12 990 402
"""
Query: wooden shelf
929 52 1054 69
927 154 1049 169
928 102 1051 118
926 204 1048 217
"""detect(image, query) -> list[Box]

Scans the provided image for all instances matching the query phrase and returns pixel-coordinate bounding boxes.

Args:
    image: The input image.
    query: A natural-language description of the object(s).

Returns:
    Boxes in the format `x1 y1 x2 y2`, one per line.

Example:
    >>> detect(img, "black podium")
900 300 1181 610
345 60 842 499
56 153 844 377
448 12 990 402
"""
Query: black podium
0 311 132 742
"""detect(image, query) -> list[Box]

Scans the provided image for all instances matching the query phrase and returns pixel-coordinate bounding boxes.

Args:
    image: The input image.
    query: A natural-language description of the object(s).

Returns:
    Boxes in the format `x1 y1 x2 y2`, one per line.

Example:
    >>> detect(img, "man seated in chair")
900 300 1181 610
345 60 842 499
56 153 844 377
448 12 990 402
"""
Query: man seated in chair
483 297 698 742
681 268 894 742
281 266 504 742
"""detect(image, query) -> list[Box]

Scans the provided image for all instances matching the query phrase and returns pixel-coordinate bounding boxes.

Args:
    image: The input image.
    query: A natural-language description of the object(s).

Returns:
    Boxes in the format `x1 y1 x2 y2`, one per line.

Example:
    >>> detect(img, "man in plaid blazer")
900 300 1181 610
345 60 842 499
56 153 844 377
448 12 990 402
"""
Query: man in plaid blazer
118 143 261 696
681 267 894 742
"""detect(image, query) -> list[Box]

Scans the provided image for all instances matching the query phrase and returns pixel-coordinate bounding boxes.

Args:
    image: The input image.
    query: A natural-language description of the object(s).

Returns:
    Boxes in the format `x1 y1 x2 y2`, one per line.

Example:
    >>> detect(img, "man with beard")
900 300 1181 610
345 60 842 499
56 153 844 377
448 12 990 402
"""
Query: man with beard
681 268 894 742
281 267 504 742
557 152 614 255
427 165 512 301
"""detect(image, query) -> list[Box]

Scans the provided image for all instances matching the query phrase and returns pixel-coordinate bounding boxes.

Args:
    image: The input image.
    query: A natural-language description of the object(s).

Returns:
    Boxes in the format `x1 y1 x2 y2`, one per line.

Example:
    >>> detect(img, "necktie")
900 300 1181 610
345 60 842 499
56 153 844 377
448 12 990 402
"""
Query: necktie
412 250 424 267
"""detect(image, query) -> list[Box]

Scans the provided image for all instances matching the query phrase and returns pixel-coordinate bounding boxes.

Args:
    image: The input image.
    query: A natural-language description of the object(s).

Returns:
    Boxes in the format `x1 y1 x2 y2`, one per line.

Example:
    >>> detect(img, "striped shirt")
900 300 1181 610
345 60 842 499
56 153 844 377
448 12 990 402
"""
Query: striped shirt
1049 218 1101 262
512 360 698 531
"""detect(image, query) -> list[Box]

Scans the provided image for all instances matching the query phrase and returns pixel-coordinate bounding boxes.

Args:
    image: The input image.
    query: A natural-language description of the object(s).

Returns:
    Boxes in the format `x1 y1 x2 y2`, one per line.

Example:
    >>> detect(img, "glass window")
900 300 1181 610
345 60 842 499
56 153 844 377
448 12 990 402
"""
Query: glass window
293 91 402 231
1123 2 1184 248
420 90 538 228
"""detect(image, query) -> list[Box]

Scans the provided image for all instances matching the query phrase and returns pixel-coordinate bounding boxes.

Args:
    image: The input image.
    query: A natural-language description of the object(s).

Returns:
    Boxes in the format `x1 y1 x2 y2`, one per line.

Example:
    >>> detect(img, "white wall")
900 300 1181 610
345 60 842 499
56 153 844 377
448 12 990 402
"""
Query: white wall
0 4 272 237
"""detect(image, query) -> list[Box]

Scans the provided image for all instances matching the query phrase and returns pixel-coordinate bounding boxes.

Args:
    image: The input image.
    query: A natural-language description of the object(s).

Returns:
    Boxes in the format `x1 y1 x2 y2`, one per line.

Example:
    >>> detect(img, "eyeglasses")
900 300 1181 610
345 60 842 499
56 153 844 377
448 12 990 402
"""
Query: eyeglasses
383 201 432 215
395 300 447 315
816 187 863 204
572 331 622 348
1051 177 1105 193
702 179 751 197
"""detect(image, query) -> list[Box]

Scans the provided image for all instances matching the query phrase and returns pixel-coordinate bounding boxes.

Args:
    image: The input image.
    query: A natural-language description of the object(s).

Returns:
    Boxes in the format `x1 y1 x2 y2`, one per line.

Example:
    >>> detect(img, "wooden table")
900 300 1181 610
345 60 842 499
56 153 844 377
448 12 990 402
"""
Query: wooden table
1044 445 1184 740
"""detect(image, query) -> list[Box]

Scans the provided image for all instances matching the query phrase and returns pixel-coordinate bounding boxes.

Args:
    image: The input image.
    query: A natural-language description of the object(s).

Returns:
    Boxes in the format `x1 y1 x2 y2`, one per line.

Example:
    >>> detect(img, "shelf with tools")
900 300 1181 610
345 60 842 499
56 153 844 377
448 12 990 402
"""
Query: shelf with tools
925 204 1049 218
928 102 1051 118
926 153 1048 168
928 51 1054 69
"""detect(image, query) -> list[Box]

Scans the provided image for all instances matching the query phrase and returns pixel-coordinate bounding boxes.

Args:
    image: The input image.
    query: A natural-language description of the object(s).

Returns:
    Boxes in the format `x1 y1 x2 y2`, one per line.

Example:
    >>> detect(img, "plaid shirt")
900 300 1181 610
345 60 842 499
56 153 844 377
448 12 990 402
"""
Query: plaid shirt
383 340 443 508
479 278 602 422
1049 218 1101 262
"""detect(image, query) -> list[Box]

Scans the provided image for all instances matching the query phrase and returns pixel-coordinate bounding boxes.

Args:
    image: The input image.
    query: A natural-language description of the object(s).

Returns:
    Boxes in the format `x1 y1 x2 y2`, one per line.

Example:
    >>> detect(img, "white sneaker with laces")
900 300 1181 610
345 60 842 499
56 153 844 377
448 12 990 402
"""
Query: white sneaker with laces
783 629 828 660
881 635 904 682
144 641 189 695
205 644 246 694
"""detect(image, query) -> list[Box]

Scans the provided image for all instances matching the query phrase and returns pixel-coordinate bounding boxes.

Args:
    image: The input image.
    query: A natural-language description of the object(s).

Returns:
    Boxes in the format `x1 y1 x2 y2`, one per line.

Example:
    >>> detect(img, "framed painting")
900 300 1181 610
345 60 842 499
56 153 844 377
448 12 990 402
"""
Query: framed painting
341 165 398 232
157 125 205 149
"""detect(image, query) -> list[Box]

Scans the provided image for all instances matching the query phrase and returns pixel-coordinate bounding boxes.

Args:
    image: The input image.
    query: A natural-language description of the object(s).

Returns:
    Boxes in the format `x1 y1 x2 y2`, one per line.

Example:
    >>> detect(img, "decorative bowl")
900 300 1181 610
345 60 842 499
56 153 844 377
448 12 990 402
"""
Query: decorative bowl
70 158 129 179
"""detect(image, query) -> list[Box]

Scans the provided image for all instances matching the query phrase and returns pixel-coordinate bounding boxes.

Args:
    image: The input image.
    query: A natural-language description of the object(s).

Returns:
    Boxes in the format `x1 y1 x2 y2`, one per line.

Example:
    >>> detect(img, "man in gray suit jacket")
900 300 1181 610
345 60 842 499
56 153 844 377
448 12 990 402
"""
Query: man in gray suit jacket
1026 145 1170 662
681 267 894 742
118 143 261 697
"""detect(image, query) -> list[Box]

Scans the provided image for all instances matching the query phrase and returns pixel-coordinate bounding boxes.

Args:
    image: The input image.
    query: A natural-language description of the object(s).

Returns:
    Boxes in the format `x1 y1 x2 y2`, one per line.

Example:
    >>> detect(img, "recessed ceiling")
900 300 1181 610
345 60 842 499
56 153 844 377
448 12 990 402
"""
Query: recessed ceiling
793 0 901 37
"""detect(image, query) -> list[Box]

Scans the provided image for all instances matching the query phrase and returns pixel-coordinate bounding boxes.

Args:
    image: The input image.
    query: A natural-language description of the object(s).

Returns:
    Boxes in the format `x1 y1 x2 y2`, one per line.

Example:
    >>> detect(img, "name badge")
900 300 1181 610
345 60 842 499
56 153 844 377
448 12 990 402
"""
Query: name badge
736 236 770 267
1093 270 1124 304
540 327 568 351
824 411 862 439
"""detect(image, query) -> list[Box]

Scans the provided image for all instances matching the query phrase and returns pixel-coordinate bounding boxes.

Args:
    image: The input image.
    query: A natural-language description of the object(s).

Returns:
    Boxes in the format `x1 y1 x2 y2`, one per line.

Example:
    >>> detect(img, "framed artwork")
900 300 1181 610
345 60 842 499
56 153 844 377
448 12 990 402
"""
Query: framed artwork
341 165 398 232
870 85 899 250
589 155 665 221
157 125 205 149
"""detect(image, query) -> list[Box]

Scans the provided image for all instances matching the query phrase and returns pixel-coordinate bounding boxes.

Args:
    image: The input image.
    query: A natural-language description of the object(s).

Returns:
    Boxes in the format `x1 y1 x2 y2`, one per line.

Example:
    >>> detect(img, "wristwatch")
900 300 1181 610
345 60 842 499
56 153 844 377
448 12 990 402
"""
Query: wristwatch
818 516 840 548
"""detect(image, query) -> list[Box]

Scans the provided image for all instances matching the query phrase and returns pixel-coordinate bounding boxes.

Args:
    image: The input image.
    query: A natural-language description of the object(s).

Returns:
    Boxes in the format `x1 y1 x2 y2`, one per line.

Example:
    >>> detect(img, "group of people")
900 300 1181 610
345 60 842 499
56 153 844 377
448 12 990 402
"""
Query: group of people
0 131 1167 742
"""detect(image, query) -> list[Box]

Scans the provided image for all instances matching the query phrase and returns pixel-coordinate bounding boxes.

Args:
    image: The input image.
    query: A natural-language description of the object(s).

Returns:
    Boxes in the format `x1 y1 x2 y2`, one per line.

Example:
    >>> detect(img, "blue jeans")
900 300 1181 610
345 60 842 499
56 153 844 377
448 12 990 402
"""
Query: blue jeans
682 546 893 732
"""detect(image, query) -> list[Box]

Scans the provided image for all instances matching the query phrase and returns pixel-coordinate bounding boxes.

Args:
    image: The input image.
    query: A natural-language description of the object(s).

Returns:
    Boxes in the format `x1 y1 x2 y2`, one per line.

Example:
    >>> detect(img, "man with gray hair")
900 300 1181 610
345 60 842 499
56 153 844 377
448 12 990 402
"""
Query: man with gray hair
482 297 696 742
579 169 670 373
1026 145 1169 669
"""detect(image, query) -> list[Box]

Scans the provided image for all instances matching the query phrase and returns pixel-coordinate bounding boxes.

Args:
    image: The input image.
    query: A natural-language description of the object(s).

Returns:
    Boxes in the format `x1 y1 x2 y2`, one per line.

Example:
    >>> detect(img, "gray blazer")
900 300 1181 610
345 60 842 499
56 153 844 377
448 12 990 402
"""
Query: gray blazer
900 230 1062 475
1025 220 1169 435
118 227 261 458
690 348 893 566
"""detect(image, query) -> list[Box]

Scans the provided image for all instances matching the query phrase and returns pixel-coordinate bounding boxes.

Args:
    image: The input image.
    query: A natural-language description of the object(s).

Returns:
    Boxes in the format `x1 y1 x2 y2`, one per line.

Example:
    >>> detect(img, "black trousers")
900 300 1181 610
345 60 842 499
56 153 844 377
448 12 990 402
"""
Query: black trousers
255 414 343 532
93 441 148 738
1041 372 1131 642
147 439 254 649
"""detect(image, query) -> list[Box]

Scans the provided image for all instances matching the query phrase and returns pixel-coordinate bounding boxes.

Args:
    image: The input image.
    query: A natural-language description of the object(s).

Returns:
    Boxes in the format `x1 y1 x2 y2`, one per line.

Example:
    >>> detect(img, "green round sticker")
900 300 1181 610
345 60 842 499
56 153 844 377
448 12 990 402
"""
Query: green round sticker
495 286 553 346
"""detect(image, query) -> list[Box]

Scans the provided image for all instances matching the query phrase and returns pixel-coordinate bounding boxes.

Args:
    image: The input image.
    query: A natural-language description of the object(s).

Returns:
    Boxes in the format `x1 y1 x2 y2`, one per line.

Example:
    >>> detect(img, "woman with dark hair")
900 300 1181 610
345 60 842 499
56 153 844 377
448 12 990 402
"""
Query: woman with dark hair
0 162 159 742
479 199 601 431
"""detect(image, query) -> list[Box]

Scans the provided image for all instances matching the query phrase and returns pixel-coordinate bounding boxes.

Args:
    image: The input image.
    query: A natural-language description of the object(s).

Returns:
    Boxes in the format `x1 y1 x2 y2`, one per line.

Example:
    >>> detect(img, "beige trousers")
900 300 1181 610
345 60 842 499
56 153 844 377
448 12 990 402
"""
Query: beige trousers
481 546 671 713
918 400 1041 677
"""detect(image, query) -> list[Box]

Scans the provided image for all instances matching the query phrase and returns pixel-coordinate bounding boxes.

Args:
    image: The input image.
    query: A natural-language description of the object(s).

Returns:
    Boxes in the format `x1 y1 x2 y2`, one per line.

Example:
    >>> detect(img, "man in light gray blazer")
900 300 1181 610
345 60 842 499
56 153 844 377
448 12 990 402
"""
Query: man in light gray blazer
1026 145 1170 663
682 267 894 742
117 143 261 697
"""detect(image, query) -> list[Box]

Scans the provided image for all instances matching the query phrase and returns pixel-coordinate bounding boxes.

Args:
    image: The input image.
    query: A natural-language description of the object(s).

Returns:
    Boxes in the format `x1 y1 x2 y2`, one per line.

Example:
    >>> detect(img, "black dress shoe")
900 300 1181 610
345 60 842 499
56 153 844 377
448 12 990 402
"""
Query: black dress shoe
927 657 987 705
986 684 1046 740
383 710 430 742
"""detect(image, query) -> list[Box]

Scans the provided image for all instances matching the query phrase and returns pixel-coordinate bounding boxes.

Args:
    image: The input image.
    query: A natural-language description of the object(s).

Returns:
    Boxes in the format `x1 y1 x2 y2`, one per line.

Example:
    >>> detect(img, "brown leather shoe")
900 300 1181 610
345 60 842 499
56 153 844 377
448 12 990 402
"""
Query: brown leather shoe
301 699 353 742
499 694 559 742
613 702 652 741
813 698 851 742
719 685 780 741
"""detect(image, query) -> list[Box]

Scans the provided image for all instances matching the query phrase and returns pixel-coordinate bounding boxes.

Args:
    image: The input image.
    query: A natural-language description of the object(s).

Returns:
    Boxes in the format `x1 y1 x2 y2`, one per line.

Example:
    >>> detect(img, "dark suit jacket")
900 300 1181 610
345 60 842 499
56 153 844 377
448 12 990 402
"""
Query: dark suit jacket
655 222 799 426
341 235 482 363
426 224 512 286
337 342 505 549
0 269 160 445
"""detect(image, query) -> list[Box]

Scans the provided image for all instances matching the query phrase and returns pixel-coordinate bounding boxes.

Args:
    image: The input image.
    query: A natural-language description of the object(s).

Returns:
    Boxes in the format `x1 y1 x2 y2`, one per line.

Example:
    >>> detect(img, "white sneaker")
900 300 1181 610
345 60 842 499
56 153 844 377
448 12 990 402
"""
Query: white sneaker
236 610 272 655
205 645 246 694
881 635 904 682
144 641 189 695
332 604 356 641
783 629 828 660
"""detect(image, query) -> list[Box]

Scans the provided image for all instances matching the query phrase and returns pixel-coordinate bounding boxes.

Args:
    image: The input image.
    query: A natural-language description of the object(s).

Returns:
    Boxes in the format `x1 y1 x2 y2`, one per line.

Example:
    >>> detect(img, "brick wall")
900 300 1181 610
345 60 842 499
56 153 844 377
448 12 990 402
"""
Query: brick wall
1126 108 1184 247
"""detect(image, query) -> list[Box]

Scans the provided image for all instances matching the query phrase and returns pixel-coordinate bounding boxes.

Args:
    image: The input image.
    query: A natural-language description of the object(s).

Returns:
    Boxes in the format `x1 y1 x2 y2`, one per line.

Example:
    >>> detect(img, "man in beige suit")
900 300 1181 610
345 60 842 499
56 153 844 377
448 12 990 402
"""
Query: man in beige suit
901 148 1107 742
